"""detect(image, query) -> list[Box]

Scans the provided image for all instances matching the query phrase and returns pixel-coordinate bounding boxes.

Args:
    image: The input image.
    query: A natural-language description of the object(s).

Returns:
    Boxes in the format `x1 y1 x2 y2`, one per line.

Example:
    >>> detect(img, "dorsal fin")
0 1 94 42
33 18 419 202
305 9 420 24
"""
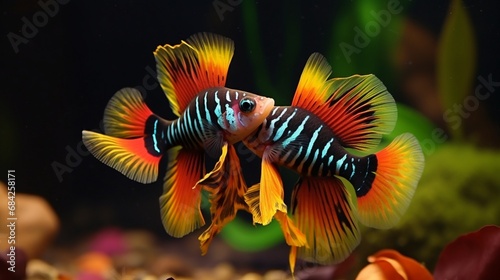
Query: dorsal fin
318 74 397 150
292 53 397 151
154 33 234 116
291 53 332 109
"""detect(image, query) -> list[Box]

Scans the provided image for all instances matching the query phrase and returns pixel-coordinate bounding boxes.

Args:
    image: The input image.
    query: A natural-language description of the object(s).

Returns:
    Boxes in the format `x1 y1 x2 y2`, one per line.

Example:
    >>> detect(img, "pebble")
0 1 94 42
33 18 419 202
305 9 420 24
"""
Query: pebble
263 270 289 280
0 182 59 259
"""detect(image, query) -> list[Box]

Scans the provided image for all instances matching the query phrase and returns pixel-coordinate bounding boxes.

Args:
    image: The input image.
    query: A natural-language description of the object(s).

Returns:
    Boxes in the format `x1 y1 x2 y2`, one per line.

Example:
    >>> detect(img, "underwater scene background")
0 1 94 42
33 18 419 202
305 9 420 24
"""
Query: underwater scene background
1 0 499 279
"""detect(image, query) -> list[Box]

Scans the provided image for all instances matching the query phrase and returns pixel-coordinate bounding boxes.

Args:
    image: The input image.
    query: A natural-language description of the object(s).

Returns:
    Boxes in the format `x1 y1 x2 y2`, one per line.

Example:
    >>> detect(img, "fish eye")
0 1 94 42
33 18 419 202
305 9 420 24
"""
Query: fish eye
239 97 256 112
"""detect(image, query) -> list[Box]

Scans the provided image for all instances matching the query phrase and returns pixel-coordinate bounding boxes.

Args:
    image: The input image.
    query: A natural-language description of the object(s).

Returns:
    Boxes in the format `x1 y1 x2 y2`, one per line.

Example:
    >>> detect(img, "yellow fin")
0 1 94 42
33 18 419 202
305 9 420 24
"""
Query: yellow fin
82 130 160 183
291 176 360 265
274 211 307 248
244 183 264 224
103 88 154 138
291 52 333 108
357 133 424 229
154 33 234 116
159 147 205 237
250 156 287 225
196 144 249 254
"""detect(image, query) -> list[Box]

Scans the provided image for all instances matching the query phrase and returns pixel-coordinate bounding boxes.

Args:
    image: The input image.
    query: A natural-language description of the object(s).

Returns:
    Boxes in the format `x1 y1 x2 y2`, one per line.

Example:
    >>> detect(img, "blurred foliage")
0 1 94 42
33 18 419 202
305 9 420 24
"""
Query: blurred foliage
327 0 405 88
437 0 476 139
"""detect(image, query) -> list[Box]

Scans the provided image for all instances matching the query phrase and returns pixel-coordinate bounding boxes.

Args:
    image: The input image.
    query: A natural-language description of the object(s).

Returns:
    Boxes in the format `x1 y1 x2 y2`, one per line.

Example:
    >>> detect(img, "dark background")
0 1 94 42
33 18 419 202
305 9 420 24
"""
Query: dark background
1 0 499 245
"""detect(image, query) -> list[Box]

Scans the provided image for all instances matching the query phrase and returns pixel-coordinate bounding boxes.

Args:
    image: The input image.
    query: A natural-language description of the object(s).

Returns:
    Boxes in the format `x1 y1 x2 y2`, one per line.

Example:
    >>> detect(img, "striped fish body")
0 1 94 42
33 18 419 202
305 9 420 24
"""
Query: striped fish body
152 87 274 153
244 106 375 189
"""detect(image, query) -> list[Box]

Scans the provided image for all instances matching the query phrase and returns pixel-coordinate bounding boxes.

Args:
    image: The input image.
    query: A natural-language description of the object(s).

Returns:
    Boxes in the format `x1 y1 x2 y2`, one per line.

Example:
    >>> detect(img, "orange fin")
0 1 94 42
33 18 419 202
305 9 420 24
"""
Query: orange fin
196 144 249 254
82 131 161 183
291 52 333 108
291 176 361 265
356 133 424 229
318 74 397 151
103 88 154 138
245 152 287 225
159 147 206 237
291 53 397 151
246 183 307 248
154 33 234 116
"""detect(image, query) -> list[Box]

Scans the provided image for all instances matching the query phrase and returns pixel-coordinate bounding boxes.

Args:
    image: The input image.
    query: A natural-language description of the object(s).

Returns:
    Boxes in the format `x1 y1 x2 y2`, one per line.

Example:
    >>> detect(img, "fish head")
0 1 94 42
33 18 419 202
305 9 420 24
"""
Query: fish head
217 88 275 144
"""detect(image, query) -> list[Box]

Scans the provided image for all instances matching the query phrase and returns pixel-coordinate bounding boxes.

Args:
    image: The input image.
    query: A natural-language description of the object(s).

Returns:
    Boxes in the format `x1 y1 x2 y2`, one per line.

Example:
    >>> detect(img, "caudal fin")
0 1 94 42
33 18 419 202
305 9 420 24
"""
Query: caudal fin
356 133 424 229
82 87 169 183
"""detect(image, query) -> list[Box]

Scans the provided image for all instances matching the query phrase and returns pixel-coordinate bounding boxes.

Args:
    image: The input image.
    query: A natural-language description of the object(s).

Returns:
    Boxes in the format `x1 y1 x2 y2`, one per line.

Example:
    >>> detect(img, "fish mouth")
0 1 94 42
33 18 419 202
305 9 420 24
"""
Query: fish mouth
256 97 275 116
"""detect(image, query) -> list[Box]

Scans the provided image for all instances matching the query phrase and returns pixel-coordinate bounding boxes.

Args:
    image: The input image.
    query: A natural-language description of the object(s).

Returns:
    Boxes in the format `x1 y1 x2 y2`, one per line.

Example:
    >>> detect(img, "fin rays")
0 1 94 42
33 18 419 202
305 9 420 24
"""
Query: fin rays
357 133 424 229
82 131 160 183
154 33 234 116
160 147 206 237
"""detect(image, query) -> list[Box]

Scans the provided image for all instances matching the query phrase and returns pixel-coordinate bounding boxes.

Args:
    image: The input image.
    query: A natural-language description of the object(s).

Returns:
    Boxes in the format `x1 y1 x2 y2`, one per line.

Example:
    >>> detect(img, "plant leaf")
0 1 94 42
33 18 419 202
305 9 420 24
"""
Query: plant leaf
437 0 476 139
434 225 500 280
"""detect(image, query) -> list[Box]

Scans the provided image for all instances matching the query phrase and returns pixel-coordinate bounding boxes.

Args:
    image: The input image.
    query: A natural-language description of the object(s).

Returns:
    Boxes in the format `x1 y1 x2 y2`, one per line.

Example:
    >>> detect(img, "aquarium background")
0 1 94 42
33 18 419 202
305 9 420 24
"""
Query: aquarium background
1 0 499 278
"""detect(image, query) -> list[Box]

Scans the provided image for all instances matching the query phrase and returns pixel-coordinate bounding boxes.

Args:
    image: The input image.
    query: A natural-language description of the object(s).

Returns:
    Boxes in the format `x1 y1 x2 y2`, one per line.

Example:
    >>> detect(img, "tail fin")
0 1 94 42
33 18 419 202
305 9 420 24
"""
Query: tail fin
82 88 169 183
355 133 424 229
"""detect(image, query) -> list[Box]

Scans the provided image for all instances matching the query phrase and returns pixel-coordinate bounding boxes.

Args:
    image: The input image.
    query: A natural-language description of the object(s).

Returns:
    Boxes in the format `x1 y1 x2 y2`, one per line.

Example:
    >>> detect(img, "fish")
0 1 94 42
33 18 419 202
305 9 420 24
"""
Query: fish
242 53 424 274
81 33 275 253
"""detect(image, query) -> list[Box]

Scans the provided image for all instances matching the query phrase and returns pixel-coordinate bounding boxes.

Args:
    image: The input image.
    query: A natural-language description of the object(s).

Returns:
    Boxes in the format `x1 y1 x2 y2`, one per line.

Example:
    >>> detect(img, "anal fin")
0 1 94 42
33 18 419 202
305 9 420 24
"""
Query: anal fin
291 176 360 266
245 154 287 226
159 147 205 237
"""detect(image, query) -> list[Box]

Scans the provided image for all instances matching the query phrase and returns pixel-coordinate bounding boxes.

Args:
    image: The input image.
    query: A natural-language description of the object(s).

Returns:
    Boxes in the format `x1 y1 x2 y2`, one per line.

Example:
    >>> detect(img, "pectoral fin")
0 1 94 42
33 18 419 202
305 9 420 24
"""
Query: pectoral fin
196 143 249 254
255 156 287 225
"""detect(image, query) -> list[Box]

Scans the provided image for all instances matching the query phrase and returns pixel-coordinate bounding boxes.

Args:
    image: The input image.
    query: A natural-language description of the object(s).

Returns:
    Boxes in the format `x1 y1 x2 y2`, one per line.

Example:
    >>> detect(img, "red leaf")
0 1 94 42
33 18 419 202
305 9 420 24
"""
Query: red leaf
434 225 500 280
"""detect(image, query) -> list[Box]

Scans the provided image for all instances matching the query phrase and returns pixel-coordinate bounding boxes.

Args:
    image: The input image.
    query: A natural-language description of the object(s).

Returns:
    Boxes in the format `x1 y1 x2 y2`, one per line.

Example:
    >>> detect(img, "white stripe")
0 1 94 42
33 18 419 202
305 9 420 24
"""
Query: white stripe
321 138 333 158
336 154 347 173
226 90 231 102
282 115 309 148
271 107 279 116
203 91 212 125
273 109 296 142
152 119 160 153
307 148 320 175
328 155 334 166
297 125 322 172
214 90 222 117
269 108 287 133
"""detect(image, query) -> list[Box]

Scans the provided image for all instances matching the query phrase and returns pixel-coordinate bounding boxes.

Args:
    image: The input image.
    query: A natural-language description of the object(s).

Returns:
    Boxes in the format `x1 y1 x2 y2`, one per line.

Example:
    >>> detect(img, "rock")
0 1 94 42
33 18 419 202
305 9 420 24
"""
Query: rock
241 272 263 280
263 270 289 280
0 182 59 259
212 262 236 280
26 259 70 280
